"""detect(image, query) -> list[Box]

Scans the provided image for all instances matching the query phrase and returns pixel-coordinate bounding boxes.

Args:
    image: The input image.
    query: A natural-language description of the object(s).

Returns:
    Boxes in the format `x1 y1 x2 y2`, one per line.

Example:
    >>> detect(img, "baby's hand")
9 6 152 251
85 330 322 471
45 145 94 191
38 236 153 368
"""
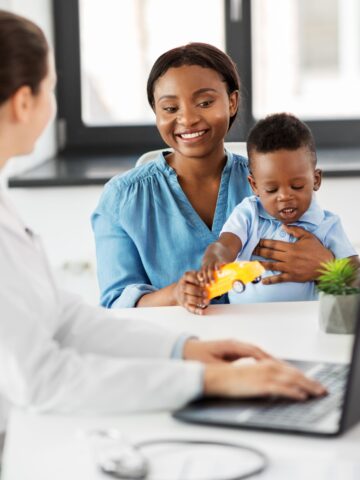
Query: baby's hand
198 259 224 287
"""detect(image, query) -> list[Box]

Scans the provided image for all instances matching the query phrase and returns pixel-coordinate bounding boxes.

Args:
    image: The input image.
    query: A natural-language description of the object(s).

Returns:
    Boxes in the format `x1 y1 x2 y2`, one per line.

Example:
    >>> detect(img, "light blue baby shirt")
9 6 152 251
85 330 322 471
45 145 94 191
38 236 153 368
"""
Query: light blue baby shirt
92 151 251 308
221 195 357 304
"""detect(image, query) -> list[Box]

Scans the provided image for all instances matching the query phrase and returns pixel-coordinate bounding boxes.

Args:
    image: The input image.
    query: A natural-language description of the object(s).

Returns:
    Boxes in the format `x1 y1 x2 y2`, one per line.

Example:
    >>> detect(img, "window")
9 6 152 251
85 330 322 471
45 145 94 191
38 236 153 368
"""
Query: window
79 0 225 127
54 0 246 153
251 0 360 146
53 0 360 158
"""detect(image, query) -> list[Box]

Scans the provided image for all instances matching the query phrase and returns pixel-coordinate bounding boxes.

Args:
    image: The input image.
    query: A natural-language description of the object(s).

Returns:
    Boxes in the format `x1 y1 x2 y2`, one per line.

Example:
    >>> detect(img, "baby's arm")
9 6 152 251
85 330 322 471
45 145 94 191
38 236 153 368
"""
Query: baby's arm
200 232 243 285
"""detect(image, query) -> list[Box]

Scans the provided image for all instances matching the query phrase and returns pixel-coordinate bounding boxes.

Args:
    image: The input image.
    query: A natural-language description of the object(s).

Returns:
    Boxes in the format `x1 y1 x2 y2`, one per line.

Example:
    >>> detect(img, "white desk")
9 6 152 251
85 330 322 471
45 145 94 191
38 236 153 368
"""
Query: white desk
2 302 360 479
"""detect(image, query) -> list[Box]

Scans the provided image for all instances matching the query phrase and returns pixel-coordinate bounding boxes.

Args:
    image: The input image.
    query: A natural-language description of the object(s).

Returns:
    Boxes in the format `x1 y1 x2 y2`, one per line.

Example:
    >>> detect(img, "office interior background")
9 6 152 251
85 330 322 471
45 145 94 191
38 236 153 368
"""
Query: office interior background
1 0 360 305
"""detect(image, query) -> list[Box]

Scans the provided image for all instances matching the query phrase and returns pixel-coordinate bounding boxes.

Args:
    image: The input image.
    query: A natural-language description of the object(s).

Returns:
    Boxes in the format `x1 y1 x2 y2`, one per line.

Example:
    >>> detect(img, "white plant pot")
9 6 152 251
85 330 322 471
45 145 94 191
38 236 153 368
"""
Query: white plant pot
319 292 360 334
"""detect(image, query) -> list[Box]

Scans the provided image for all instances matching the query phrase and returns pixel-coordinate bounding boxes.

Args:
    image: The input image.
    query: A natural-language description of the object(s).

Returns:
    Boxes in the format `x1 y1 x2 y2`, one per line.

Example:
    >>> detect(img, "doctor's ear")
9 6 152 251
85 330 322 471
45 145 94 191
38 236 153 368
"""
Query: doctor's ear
11 86 34 123
247 175 259 196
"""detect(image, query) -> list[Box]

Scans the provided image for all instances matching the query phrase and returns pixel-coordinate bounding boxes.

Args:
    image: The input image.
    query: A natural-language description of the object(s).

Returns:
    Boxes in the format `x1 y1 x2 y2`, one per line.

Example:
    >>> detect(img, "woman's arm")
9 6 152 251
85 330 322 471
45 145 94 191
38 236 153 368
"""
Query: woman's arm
142 233 242 314
137 271 210 315
92 180 215 311
93 206 209 311
92 189 157 308
136 282 178 307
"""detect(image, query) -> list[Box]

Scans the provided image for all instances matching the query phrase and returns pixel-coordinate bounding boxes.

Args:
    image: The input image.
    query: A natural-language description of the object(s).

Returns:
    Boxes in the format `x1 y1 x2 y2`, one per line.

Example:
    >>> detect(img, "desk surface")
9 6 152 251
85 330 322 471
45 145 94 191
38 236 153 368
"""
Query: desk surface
2 302 360 480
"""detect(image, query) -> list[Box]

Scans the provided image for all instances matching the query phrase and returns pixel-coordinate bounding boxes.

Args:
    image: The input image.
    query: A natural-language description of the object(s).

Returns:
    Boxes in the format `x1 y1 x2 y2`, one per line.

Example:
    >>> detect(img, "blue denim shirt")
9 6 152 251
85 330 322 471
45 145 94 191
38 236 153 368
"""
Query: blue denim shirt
92 150 251 308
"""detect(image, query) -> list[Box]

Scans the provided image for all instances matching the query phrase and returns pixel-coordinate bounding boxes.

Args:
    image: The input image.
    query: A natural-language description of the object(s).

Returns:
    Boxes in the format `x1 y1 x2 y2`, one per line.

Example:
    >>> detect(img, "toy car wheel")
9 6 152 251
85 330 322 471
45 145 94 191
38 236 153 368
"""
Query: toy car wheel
251 276 261 284
232 280 245 293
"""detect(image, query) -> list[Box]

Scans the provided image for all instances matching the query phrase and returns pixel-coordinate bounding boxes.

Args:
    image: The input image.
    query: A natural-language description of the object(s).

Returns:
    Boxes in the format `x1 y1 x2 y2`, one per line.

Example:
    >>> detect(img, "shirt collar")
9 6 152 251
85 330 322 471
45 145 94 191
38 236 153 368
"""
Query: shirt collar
257 195 325 227
156 150 174 175
157 148 234 176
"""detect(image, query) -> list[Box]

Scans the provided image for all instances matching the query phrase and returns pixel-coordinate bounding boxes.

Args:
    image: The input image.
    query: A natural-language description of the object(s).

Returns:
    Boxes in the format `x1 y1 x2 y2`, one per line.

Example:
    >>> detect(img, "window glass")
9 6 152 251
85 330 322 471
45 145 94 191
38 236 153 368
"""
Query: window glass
252 0 360 120
79 0 225 126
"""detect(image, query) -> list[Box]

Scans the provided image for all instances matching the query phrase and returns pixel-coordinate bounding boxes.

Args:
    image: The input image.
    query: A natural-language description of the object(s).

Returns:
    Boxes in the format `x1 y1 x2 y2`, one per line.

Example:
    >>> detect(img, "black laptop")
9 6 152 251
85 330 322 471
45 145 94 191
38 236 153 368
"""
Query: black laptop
174 311 360 437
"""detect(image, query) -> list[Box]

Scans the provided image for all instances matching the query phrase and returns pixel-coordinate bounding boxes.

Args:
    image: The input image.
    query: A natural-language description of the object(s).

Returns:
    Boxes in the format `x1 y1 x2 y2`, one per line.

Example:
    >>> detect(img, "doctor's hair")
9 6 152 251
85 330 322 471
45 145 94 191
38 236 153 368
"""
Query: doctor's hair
246 113 317 171
0 10 48 106
147 42 241 130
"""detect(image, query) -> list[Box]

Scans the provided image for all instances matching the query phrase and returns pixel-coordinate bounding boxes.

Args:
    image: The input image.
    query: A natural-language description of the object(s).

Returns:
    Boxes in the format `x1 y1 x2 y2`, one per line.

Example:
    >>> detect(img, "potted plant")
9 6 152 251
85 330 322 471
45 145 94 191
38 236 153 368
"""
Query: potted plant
317 258 360 334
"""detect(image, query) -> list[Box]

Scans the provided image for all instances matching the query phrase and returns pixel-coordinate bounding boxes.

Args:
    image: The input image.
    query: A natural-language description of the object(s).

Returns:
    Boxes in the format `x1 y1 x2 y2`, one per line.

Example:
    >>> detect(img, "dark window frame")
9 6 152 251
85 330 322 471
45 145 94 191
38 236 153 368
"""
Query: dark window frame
53 0 360 157
53 0 249 154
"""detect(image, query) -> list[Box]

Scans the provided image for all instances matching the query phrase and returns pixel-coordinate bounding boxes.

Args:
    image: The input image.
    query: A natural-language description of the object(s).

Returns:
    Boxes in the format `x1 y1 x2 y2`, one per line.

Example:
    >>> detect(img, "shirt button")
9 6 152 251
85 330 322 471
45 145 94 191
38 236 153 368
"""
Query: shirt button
280 230 286 238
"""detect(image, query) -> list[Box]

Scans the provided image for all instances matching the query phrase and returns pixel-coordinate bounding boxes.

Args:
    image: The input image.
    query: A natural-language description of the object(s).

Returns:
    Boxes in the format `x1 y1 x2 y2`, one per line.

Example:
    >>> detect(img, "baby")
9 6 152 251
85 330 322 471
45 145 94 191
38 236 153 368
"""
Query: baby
200 113 358 303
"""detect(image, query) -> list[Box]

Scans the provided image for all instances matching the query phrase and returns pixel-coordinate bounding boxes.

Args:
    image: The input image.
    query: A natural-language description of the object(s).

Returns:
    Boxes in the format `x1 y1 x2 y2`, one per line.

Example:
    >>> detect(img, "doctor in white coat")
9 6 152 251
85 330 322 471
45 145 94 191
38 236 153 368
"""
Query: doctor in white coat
0 10 325 446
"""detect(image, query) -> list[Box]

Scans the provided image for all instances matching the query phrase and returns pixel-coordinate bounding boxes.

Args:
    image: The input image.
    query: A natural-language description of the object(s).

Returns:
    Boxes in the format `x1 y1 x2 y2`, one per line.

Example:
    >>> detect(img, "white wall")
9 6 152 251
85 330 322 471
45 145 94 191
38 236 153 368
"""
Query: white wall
0 0 57 178
8 186 103 305
317 177 360 254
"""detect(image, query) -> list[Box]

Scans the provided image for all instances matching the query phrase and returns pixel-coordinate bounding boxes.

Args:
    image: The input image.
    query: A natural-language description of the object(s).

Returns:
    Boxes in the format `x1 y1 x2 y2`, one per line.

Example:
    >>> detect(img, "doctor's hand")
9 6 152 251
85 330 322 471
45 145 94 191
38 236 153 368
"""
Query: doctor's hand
183 339 272 364
254 225 333 284
203 359 327 401
173 271 210 315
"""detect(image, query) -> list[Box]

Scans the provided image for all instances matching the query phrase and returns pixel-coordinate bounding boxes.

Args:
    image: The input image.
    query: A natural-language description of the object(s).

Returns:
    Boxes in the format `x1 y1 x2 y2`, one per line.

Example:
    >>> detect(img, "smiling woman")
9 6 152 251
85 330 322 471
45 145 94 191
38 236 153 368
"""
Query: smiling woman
91 43 336 315
92 43 251 314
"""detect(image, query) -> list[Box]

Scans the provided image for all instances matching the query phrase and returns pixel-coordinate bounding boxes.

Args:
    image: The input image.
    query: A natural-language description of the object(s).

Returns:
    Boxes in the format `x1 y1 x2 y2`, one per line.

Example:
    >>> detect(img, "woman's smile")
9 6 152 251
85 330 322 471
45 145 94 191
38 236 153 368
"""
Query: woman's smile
175 128 209 143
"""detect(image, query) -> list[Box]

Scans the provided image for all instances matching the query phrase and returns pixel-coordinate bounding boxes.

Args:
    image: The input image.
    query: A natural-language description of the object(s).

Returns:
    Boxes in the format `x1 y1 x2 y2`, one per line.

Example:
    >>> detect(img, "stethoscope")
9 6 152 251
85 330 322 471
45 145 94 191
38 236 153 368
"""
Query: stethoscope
88 430 269 480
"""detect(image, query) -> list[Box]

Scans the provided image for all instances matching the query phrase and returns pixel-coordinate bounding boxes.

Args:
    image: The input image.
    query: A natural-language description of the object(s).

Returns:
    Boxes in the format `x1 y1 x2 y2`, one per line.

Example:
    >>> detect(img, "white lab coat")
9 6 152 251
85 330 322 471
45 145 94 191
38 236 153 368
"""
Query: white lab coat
0 189 203 432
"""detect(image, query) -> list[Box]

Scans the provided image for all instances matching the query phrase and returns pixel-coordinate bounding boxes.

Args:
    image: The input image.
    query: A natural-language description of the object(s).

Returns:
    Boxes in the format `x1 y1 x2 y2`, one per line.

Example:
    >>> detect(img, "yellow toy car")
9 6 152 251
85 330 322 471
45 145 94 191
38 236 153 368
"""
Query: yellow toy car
206 261 265 299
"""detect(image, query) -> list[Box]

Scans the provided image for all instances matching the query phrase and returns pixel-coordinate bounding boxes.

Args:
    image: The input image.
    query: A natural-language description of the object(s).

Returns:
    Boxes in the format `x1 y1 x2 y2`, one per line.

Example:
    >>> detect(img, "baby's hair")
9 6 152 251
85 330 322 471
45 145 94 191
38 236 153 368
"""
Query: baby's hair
247 113 317 172
0 10 48 106
147 42 240 130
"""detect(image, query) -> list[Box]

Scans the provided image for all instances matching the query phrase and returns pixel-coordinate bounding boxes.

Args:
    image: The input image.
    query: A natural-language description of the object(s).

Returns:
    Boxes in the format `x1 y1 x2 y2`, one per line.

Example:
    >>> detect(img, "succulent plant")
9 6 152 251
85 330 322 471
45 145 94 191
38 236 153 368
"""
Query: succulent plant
317 258 360 296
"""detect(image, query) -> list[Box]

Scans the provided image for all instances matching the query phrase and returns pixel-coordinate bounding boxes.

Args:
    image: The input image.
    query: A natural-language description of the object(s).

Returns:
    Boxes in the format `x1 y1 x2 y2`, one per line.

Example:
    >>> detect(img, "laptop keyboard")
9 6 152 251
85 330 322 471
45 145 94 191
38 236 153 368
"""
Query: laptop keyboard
241 362 349 427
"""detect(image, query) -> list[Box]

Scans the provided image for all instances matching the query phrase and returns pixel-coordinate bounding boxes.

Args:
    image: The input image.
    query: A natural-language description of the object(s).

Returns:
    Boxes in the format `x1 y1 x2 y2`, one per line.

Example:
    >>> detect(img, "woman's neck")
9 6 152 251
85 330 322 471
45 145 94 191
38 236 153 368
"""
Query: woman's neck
168 144 227 181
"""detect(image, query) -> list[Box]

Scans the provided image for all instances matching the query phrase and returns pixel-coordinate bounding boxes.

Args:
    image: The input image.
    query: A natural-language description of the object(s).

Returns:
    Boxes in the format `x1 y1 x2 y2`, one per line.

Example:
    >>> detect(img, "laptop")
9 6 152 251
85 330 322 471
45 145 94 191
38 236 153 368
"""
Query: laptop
174 310 360 437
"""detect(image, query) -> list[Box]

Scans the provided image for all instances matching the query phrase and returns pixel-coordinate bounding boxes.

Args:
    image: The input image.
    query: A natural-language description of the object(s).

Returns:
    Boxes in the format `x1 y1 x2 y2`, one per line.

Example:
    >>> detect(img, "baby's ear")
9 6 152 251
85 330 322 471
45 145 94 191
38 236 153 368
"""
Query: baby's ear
313 168 322 191
248 175 259 195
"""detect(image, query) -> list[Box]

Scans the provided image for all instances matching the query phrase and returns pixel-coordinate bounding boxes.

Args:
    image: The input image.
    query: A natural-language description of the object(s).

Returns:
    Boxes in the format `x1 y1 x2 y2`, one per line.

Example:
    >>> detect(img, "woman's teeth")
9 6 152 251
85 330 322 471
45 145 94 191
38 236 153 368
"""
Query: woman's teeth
180 130 206 139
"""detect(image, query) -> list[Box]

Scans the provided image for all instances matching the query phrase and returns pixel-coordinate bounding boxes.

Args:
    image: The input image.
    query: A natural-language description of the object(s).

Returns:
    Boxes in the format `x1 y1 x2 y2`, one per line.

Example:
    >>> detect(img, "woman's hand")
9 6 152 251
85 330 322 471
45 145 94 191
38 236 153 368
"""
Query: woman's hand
204 359 327 401
173 271 210 315
183 338 272 364
254 225 334 284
